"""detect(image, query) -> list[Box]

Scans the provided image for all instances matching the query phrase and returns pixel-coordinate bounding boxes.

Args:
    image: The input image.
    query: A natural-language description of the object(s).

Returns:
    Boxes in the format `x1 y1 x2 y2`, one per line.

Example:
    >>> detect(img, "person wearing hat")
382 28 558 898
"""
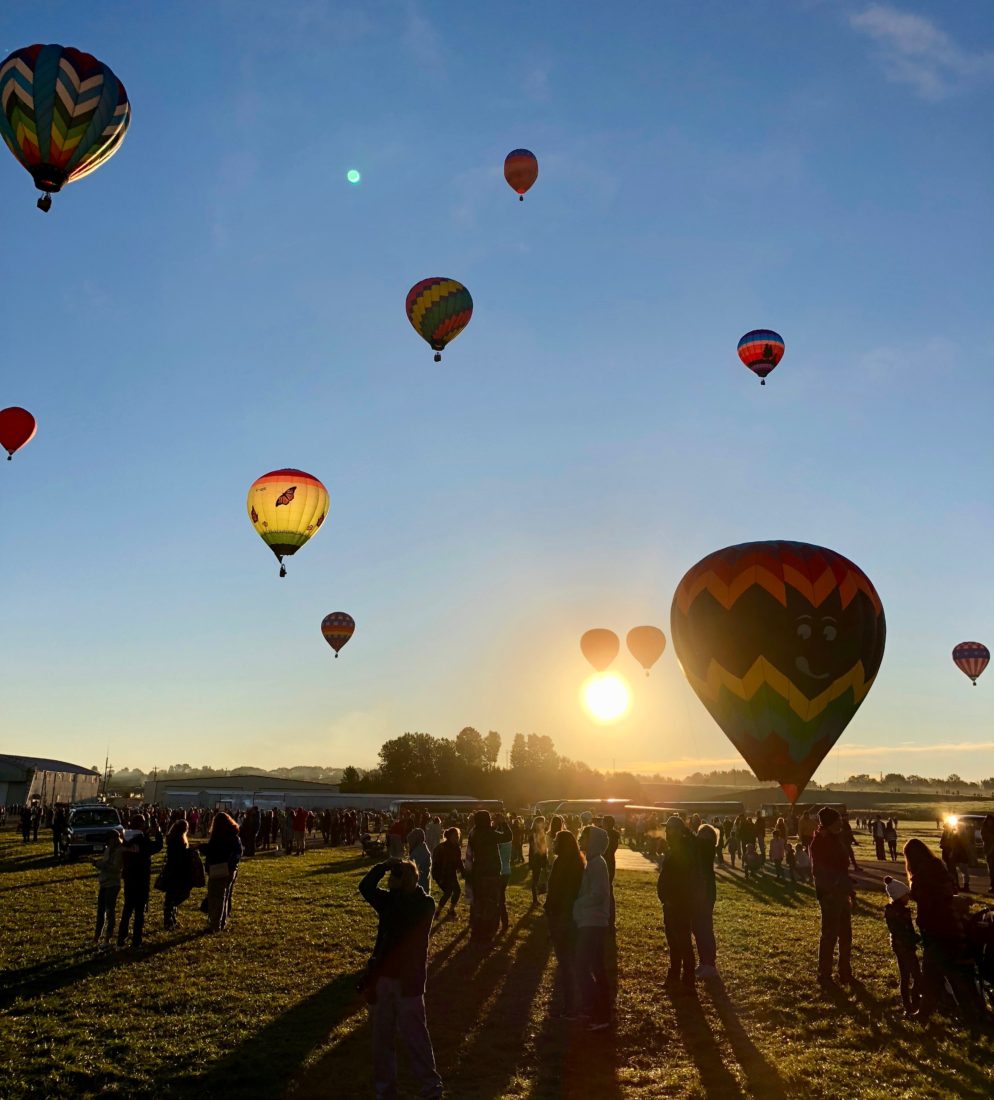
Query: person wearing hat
809 806 855 985
883 875 921 1014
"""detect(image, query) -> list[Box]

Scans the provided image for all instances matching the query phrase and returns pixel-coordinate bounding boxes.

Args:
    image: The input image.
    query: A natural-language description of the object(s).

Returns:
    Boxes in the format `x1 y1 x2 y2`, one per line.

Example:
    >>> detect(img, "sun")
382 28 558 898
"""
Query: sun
581 672 632 724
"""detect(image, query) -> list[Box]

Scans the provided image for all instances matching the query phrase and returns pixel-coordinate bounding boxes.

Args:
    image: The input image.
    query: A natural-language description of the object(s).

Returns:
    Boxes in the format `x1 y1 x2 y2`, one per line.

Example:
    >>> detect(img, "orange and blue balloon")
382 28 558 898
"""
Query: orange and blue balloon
321 612 355 658
952 642 989 686
504 149 538 201
737 330 785 386
0 44 130 211
406 278 473 362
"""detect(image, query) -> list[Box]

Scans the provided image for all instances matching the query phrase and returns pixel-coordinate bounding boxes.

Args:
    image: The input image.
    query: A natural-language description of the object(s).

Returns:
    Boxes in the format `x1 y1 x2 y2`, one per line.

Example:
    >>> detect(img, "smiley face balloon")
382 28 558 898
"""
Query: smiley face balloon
670 541 885 804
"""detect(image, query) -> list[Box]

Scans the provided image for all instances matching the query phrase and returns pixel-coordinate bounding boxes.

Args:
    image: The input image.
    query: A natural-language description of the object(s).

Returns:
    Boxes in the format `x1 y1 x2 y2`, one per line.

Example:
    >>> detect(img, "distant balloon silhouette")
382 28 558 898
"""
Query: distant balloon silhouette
247 469 328 577
580 629 620 672
952 642 989 686
504 148 538 201
737 329 785 386
626 626 666 676
0 44 130 211
671 540 885 805
0 407 37 459
321 612 355 658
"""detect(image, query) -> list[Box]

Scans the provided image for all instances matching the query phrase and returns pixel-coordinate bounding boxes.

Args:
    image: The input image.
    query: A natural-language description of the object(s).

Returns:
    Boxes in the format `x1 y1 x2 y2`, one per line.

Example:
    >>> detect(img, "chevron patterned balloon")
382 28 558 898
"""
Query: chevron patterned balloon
671 540 885 803
0 44 130 210
406 278 473 361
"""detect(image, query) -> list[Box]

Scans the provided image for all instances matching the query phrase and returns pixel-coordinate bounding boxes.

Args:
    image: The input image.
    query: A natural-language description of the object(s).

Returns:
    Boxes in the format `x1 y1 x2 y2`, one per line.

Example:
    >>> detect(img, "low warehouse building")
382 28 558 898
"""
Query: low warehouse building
143 773 344 811
0 755 100 807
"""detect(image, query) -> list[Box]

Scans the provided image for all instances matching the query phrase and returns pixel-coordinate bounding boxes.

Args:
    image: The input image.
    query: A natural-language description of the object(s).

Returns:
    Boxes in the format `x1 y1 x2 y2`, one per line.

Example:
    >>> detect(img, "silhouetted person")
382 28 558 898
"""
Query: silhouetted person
810 807 854 985
117 815 163 950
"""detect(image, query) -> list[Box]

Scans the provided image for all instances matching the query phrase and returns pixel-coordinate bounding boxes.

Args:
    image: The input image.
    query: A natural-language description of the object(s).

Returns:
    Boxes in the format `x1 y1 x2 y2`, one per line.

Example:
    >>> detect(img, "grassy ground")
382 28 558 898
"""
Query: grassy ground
1 827 992 1100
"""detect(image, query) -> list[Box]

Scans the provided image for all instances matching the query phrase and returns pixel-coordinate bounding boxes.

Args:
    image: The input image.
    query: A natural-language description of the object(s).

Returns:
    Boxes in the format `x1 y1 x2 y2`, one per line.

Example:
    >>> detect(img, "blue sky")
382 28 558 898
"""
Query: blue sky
1 2 991 781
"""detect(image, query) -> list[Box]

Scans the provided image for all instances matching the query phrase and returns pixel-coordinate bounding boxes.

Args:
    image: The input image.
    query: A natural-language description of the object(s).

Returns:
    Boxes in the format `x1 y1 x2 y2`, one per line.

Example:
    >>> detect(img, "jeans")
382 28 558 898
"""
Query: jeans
498 874 510 929
437 878 460 911
371 977 442 1100
549 921 577 1014
118 878 150 947
817 890 852 979
894 947 921 1011
575 925 610 1023
95 885 119 940
664 906 695 981
692 904 716 968
207 871 234 930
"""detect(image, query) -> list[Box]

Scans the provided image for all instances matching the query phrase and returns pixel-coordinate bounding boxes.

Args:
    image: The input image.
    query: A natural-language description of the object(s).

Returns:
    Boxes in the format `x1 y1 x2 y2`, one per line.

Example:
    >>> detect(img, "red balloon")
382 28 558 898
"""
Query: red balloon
0 407 37 459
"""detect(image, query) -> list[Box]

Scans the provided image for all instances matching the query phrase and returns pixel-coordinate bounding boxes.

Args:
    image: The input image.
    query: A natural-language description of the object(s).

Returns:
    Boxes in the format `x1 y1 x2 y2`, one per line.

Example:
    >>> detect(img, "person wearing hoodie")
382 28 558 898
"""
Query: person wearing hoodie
494 813 513 934
408 828 432 895
92 832 124 947
573 825 612 1030
809 807 855 985
656 816 698 990
545 829 584 1018
883 875 921 1014
160 818 196 931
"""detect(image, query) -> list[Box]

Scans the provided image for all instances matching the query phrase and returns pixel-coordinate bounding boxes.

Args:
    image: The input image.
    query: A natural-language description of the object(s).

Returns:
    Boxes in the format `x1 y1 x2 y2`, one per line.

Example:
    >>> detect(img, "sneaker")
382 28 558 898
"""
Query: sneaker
695 965 719 979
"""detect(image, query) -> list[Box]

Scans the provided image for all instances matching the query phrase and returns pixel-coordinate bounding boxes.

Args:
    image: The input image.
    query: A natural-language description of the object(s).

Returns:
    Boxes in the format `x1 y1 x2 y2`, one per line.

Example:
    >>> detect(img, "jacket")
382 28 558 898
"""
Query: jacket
407 829 432 891
359 864 435 996
468 822 502 879
545 852 583 931
656 831 699 913
809 826 851 898
121 830 163 881
573 827 611 928
431 839 463 885
203 832 243 873
95 842 124 888
884 901 919 954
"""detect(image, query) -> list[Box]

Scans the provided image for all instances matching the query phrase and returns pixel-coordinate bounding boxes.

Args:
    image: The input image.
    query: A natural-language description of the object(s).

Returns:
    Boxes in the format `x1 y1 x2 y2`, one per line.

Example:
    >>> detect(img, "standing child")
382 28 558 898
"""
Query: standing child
785 841 797 884
92 833 123 947
727 821 741 870
795 843 812 884
883 876 921 1014
743 843 763 880
769 830 786 880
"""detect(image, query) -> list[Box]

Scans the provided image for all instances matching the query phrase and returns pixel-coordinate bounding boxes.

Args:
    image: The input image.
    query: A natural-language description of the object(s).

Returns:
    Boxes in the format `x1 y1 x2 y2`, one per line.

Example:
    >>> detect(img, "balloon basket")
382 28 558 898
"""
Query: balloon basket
434 352 441 362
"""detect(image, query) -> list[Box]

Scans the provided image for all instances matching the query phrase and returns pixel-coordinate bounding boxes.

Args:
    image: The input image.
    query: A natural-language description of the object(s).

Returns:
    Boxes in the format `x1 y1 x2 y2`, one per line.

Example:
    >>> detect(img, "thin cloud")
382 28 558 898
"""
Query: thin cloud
849 5 994 100
403 0 444 71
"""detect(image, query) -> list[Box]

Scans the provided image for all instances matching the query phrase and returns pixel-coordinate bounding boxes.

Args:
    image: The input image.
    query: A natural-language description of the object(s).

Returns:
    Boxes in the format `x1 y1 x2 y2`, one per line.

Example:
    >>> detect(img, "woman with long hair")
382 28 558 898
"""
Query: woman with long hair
545 829 584 1017
467 810 502 943
529 816 549 906
161 818 195 930
203 812 242 933
904 838 983 1024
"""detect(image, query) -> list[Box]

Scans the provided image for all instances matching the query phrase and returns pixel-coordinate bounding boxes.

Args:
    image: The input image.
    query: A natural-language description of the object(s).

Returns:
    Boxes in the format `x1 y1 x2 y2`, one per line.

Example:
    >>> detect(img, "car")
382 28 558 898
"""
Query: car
65 805 124 859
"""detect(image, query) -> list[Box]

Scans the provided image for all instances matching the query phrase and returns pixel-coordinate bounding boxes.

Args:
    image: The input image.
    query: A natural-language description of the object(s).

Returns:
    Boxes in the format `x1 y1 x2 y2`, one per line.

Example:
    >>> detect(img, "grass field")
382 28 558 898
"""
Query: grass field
1 826 993 1100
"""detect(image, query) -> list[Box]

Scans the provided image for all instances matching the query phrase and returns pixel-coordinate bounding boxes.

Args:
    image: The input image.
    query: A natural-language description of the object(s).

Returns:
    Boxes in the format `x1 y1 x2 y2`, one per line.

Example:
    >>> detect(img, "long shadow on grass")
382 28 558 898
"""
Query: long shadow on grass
716 871 803 909
669 990 749 1099
0 932 203 1010
160 972 364 1100
0 874 77 892
704 983 788 1100
288 911 553 1100
0 853 65 875
306 854 371 877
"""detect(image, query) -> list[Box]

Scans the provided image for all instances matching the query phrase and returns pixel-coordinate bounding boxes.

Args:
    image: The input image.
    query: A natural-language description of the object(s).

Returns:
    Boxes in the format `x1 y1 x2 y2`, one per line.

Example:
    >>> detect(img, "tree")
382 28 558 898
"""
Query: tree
455 727 486 770
526 734 558 771
510 733 529 770
884 773 906 786
340 765 363 792
484 731 501 770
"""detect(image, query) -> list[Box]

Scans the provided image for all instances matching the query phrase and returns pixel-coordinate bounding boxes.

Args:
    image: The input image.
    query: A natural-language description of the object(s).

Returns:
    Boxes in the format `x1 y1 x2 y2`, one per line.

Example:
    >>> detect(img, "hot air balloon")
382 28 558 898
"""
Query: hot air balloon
504 148 538 201
737 330 785 386
0 44 130 212
626 626 666 676
406 278 473 362
247 469 328 577
0 407 37 460
321 612 355 657
580 629 620 673
671 541 885 804
952 642 989 686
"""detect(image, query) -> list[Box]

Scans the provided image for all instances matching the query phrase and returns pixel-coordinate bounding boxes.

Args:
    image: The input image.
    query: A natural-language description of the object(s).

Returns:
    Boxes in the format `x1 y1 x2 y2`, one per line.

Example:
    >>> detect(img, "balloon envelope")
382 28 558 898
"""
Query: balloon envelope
952 642 989 685
626 626 666 675
0 407 37 458
580 629 620 672
321 612 355 657
406 278 473 361
671 540 885 803
247 469 328 575
504 148 538 199
737 329 785 384
0 44 130 205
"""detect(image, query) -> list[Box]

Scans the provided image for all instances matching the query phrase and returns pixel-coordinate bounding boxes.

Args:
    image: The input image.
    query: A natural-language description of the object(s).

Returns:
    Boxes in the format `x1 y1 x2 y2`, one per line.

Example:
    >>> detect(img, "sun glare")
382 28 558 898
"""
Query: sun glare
581 672 631 724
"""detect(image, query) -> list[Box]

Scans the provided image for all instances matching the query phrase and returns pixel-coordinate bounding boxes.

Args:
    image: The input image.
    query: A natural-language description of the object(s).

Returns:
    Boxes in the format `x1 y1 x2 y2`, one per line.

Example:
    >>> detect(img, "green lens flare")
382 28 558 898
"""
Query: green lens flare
346 169 361 184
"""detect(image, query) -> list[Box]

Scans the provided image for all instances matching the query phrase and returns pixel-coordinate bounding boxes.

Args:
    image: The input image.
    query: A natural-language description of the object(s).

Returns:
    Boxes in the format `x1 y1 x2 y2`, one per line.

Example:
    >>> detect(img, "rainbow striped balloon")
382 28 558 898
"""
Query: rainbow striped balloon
321 612 356 658
247 469 328 577
672 540 886 804
0 44 130 210
406 278 473 362
737 329 785 385
952 641 989 685
504 148 538 200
